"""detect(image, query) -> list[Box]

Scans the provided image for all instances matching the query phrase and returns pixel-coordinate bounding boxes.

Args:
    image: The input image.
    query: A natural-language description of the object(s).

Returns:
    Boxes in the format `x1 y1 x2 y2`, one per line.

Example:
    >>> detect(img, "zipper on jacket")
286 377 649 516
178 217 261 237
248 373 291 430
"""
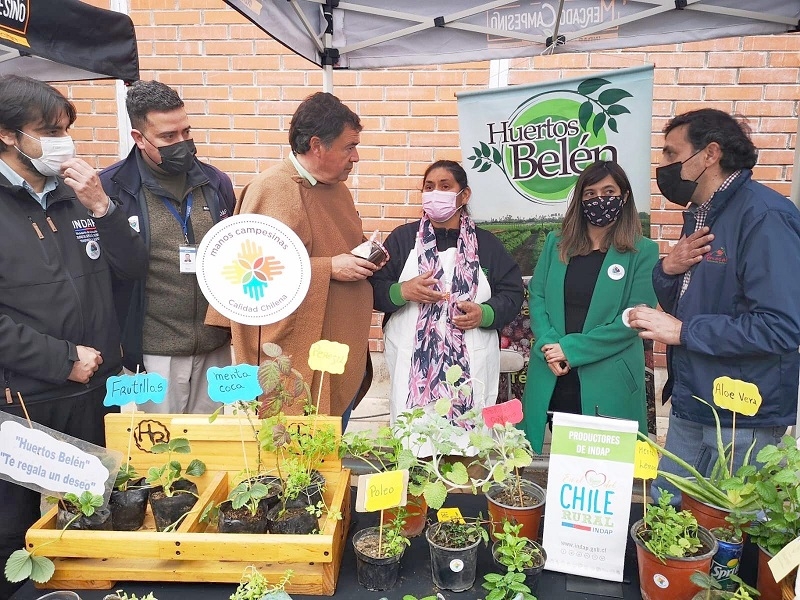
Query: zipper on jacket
46 216 58 232
3 371 11 404
29 217 44 240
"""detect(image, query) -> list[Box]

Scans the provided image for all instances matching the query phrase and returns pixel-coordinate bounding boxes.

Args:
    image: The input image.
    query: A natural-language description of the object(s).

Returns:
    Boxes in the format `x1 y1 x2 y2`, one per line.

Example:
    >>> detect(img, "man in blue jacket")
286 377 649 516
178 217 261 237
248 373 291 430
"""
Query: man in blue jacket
629 109 800 503
100 81 236 414
0 75 147 600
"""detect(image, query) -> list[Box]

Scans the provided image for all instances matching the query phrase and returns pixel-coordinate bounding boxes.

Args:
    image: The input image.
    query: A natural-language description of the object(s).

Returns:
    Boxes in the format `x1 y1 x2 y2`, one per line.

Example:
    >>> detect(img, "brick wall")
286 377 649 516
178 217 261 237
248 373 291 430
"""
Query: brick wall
67 1 799 362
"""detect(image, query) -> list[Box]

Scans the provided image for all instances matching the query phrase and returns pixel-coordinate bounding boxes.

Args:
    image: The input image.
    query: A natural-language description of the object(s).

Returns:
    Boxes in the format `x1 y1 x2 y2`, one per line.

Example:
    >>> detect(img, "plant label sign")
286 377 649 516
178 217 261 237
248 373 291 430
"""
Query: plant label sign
104 372 168 407
712 376 762 416
355 469 409 513
768 535 800 585
207 364 262 404
0 412 119 498
542 412 638 582
633 441 659 480
482 398 523 427
437 507 465 523
308 340 349 375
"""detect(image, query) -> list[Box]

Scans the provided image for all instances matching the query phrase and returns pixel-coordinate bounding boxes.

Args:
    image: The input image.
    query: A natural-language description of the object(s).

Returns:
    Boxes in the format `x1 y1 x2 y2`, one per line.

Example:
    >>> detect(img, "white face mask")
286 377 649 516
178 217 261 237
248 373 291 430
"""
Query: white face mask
16 130 75 177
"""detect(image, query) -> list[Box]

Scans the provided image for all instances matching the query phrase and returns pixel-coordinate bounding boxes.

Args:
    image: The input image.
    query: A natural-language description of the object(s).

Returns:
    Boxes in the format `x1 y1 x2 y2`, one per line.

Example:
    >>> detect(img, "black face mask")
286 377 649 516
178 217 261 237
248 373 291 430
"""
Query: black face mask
655 148 705 207
152 139 196 175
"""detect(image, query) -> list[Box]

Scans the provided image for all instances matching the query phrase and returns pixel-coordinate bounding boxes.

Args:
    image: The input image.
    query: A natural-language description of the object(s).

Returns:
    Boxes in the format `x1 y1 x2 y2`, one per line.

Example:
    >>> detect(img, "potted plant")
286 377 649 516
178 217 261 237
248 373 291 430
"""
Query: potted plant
230 565 294 600
744 434 800 599
425 516 489 592
109 462 151 531
55 491 112 531
103 591 159 600
481 571 538 600
145 437 207 531
352 512 410 591
631 489 718 600
216 472 282 534
689 571 759 599
490 519 546 595
708 525 746 592
640 398 760 532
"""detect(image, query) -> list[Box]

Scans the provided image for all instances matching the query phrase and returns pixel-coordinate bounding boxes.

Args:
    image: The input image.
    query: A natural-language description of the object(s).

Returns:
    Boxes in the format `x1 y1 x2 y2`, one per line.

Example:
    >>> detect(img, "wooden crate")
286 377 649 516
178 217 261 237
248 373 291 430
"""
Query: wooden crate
26 413 352 595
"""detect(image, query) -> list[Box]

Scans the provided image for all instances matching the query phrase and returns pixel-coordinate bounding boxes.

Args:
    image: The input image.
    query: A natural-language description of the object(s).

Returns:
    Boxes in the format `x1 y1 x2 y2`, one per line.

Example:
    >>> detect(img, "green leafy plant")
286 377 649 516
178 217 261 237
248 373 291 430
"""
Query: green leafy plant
257 342 311 417
230 565 293 600
106 590 159 600
482 570 537 600
145 437 206 497
5 490 105 585
381 511 411 558
228 478 273 517
637 489 704 563
114 462 140 492
745 434 800 556
427 516 490 549
493 520 541 572
641 397 760 521
689 571 759 599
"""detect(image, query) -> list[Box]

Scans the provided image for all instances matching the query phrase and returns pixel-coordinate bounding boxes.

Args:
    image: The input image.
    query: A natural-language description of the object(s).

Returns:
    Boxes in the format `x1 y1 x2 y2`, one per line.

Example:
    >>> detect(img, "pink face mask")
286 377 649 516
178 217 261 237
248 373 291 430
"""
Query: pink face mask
422 189 463 222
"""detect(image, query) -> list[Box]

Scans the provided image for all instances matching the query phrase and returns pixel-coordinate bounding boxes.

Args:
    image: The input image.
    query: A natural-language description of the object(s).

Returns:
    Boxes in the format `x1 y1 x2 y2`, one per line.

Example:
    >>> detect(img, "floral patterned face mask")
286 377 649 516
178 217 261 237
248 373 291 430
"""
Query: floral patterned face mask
581 195 625 227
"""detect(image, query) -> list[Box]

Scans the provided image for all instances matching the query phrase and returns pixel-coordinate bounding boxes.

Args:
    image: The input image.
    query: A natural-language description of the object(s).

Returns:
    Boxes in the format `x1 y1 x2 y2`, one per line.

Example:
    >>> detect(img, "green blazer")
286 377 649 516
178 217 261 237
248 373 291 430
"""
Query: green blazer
520 232 659 453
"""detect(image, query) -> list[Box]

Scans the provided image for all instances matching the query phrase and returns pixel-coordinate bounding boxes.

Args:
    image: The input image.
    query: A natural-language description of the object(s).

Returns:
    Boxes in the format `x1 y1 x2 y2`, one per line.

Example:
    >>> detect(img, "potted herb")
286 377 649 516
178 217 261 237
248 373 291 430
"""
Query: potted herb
631 489 718 600
744 434 800 599
352 512 410 591
102 591 159 600
425 516 489 592
689 571 759 599
257 342 312 418
708 525 745 592
145 437 207 531
230 565 294 600
490 519 546 595
109 462 151 531
216 472 282 534
641 398 760 532
56 491 112 531
481 571 537 600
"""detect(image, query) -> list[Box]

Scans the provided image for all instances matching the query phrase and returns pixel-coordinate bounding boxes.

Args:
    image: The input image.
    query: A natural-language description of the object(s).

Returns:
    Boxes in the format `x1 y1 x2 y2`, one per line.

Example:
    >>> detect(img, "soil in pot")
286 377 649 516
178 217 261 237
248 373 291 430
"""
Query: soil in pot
486 480 546 542
491 539 547 595
56 506 113 531
381 494 428 538
149 479 199 532
709 527 744 592
218 500 270 534
353 526 404 591
267 503 318 534
631 519 718 600
109 477 151 531
425 522 483 592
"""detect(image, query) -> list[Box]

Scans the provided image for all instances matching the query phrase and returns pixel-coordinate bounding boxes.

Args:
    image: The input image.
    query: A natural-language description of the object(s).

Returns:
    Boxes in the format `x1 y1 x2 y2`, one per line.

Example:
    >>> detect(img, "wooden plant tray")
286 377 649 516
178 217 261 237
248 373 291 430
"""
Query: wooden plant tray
26 413 352 595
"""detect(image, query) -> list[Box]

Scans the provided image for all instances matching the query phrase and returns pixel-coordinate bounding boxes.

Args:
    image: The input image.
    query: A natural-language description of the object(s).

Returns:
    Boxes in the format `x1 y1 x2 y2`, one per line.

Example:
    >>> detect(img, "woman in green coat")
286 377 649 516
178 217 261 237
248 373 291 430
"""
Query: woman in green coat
521 160 659 453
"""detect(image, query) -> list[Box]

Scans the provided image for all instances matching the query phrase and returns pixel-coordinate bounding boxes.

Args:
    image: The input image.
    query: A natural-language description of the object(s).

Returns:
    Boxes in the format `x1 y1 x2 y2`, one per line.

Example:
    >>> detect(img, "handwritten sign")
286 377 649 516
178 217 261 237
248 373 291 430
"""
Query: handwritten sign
633 441 659 480
0 420 110 495
437 507 465 523
713 376 762 416
104 372 168 407
769 535 800 583
483 398 523 427
355 469 408 513
207 364 262 404
308 340 349 374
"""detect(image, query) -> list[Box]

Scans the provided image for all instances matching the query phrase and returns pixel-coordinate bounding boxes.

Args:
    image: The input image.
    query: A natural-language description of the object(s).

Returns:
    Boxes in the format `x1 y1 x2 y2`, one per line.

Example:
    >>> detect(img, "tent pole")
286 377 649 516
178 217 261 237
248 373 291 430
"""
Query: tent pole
323 64 333 93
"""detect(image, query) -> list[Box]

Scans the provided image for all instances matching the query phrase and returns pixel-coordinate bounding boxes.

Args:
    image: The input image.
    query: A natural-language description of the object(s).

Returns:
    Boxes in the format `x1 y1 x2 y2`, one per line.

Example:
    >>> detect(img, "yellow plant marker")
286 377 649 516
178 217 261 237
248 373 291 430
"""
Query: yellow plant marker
633 441 659 480
356 469 409 513
712 376 762 416
437 507 465 523
308 340 349 375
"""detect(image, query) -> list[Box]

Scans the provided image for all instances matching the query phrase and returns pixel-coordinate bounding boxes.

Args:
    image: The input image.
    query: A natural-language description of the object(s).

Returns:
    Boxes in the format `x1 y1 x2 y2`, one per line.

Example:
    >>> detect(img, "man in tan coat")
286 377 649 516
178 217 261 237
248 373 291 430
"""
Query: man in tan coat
208 92 380 425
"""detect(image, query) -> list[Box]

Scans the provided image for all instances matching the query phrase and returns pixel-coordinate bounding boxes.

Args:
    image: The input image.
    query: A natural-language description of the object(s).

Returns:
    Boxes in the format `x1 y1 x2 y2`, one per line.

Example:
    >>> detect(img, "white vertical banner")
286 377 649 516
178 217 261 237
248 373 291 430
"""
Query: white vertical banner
542 413 638 582
456 65 654 276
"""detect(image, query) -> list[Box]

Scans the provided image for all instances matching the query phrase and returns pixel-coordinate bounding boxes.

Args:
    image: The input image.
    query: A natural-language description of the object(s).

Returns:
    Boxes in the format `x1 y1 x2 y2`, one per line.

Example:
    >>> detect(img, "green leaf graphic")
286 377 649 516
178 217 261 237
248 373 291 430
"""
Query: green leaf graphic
578 101 593 131
480 141 491 157
607 104 631 116
577 77 611 95
478 162 491 173
608 117 618 133
492 146 501 164
472 158 482 170
598 88 633 105
592 112 607 136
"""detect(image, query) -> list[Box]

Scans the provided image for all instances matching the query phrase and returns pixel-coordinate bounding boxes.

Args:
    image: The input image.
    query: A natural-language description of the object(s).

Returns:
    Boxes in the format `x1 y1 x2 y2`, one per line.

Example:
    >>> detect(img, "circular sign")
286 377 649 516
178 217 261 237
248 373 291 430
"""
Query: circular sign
196 214 311 325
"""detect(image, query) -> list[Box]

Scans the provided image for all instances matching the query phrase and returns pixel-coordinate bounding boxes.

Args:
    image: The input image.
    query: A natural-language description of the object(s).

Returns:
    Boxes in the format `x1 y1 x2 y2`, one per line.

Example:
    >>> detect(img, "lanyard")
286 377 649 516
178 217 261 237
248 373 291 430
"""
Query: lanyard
159 192 193 243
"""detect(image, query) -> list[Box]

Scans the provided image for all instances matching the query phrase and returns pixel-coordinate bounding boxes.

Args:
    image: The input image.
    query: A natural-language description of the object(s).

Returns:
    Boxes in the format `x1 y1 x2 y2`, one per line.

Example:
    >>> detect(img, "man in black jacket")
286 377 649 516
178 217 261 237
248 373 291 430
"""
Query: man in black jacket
0 75 148 600
100 81 236 415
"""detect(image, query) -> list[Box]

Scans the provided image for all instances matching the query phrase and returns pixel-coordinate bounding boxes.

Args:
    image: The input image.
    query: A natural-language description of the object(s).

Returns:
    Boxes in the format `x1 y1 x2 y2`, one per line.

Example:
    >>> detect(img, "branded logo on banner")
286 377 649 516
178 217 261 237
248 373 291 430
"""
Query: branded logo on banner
542 412 637 582
196 214 311 325
0 0 30 46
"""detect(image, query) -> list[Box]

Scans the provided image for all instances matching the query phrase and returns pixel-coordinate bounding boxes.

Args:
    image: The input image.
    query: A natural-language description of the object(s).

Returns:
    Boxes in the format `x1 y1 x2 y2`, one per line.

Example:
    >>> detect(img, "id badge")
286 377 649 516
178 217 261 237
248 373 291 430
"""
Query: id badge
179 245 197 274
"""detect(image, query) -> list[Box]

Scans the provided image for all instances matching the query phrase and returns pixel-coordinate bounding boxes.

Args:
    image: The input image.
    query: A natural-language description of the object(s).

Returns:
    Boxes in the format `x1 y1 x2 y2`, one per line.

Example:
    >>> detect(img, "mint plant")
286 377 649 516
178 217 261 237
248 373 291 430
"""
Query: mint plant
637 489 703 563
482 571 537 600
493 520 541 572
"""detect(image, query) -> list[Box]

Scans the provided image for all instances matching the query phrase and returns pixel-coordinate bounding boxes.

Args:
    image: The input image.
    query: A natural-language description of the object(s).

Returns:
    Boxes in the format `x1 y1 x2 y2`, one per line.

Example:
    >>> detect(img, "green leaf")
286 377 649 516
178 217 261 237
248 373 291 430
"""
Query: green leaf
445 365 463 385
4 549 33 583
480 142 491 157
150 442 169 454
472 146 482 158
446 461 469 485
186 459 206 477
466 155 475 161
577 77 611 95
29 555 55 584
472 158 482 170
434 397 451 417
208 407 221 423
492 147 502 164
484 572 503 583
606 104 631 116
592 112 607 136
597 88 633 105
608 118 618 133
478 162 491 173
423 480 447 510
578 101 593 131
169 438 191 453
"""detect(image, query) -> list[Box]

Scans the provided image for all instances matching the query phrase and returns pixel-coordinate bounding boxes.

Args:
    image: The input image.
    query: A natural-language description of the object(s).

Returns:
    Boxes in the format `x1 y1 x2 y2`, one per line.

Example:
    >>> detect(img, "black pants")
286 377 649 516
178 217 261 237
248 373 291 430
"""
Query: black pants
0 385 118 600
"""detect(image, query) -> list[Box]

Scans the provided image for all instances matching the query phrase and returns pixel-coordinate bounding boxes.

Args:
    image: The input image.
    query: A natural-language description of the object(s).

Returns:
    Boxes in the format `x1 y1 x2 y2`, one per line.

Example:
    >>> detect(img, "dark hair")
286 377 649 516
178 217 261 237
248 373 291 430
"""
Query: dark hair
0 75 76 153
664 109 758 172
289 92 361 154
558 160 641 262
125 80 184 131
422 159 468 190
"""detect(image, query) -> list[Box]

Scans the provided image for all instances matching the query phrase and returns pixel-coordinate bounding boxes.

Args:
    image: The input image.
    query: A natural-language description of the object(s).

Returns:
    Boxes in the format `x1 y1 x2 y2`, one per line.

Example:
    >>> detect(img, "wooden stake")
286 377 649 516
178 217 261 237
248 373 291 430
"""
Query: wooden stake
17 392 32 428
